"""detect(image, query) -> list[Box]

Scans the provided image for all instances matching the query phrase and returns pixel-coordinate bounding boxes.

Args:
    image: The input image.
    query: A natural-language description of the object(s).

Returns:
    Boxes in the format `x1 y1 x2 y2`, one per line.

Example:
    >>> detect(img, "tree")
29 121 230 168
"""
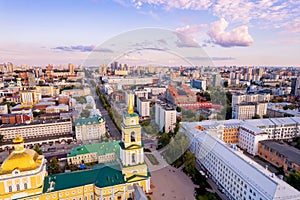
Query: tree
263 114 270 118
184 151 196 176
252 114 260 119
33 144 43 155
176 106 182 112
288 104 295 110
287 172 300 191
47 157 62 175
283 105 289 110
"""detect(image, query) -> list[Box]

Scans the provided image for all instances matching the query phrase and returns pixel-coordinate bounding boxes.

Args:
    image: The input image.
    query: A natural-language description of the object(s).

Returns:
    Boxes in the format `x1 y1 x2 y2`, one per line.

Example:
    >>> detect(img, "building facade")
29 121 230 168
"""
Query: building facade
0 93 151 200
0 119 73 149
75 116 106 143
182 122 300 200
258 141 300 175
137 97 150 117
155 100 176 133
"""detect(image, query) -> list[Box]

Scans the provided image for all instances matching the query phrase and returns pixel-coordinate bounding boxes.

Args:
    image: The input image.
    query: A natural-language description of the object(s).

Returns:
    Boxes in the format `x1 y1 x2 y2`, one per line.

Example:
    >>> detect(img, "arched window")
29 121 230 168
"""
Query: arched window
8 186 12 192
132 153 136 164
131 131 136 142
24 183 27 189
16 184 20 191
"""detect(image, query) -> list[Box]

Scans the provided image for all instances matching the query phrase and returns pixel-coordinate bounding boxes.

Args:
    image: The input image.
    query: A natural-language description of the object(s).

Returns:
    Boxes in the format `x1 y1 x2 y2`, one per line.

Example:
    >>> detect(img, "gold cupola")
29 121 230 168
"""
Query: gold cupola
0 135 40 175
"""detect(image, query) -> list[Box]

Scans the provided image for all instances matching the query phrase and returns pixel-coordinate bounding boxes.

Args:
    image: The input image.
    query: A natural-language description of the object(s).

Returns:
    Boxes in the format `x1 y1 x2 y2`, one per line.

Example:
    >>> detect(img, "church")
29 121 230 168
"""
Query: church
0 93 151 200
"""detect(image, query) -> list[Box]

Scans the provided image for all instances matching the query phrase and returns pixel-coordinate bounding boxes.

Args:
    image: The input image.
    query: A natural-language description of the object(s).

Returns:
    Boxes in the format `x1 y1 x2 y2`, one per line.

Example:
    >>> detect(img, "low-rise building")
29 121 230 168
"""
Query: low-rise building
0 104 8 115
258 140 300 175
67 140 120 165
46 104 69 113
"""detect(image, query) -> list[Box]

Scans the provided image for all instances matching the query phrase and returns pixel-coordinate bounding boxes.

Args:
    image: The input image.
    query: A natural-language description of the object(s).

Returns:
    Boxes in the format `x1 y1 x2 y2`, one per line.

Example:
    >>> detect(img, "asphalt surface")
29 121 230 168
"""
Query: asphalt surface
90 80 121 140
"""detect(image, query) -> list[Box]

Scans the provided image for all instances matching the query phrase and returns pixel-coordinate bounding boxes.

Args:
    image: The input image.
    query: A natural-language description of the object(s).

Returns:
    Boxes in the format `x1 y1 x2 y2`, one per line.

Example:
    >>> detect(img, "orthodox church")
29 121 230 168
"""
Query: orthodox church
0 93 151 200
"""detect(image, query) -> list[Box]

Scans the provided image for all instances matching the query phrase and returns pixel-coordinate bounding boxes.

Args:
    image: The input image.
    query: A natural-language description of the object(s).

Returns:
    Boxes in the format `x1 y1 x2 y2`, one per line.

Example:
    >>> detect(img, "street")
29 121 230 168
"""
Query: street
89 79 121 140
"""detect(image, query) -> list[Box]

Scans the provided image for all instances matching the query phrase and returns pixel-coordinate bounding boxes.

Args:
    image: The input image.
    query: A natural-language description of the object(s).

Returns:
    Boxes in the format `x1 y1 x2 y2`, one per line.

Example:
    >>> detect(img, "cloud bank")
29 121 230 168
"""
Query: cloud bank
208 18 253 47
52 45 113 53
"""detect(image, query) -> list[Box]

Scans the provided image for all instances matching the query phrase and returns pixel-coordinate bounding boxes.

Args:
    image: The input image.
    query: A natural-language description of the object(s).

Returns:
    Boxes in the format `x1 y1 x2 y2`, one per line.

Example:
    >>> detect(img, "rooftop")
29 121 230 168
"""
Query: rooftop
260 140 300 166
68 140 121 158
43 162 125 192
74 116 105 126
182 122 300 200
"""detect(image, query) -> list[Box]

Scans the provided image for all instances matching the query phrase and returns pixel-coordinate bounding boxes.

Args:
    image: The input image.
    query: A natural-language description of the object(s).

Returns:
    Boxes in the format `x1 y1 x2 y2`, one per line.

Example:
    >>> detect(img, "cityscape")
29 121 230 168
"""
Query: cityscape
0 1 300 200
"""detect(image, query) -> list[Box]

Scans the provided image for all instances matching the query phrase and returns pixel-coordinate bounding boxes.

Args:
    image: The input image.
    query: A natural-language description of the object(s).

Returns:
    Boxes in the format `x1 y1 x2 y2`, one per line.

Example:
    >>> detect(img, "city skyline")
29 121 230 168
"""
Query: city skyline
0 0 299 66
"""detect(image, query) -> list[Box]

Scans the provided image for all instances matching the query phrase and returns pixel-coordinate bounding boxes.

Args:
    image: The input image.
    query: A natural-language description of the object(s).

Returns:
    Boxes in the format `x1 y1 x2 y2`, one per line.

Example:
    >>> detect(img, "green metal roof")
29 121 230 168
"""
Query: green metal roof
68 140 121 158
43 163 125 192
74 116 105 126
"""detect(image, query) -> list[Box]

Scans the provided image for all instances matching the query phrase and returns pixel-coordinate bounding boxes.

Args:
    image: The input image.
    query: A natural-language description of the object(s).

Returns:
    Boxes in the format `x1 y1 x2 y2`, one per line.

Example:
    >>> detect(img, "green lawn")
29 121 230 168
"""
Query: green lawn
145 154 159 165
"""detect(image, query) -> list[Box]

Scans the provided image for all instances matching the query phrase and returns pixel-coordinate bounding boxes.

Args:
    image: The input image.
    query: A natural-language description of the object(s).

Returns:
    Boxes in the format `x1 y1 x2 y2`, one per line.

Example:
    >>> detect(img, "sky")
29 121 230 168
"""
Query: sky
0 0 299 67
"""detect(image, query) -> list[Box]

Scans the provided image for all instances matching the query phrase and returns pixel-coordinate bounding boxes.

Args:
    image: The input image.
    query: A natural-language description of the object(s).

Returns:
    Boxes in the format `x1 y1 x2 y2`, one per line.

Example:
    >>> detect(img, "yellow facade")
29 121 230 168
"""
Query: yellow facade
0 92 150 200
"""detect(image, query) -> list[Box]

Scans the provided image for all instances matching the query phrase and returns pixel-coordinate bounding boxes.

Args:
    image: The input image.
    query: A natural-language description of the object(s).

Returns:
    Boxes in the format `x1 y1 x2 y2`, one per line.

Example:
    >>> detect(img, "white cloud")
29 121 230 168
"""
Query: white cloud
176 24 208 35
208 18 253 47
132 0 300 33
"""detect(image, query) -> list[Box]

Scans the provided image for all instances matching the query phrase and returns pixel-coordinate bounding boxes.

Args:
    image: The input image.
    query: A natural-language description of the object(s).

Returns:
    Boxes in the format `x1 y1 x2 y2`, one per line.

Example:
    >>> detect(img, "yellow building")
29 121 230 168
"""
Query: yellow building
0 135 47 200
0 93 150 200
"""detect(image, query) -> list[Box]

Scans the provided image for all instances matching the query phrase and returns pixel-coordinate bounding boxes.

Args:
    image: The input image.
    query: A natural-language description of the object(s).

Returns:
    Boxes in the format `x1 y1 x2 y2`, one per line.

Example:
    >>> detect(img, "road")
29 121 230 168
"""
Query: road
89 79 121 140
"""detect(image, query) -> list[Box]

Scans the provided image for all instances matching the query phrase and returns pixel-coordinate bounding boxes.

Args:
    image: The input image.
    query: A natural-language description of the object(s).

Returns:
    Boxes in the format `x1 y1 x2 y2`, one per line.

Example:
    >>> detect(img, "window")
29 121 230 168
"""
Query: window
16 184 20 191
8 186 12 192
24 183 28 189
131 131 136 142
132 153 136 164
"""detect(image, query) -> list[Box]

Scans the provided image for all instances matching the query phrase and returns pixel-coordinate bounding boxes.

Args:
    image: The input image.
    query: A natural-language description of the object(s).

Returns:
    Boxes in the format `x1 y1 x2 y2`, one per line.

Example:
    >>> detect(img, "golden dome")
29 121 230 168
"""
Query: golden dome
0 135 41 175
0 149 39 175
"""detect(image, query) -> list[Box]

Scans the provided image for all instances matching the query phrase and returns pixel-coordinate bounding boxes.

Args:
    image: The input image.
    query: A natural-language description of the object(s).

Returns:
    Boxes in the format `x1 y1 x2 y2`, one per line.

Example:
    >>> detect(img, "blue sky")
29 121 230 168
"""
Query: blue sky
0 0 299 66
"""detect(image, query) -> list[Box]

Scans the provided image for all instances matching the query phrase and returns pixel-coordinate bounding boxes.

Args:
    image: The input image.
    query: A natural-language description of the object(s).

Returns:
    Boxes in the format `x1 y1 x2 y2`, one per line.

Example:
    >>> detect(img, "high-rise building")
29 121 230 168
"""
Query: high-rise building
68 63 75 75
190 79 206 91
137 97 150 117
155 100 176 133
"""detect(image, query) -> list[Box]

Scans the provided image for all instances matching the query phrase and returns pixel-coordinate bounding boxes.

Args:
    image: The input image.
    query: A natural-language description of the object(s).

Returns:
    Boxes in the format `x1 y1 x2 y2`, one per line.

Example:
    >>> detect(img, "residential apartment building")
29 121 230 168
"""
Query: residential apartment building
258 141 300 175
75 116 106 142
232 102 267 120
137 97 150 117
232 94 271 106
155 100 176 133
182 122 300 200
